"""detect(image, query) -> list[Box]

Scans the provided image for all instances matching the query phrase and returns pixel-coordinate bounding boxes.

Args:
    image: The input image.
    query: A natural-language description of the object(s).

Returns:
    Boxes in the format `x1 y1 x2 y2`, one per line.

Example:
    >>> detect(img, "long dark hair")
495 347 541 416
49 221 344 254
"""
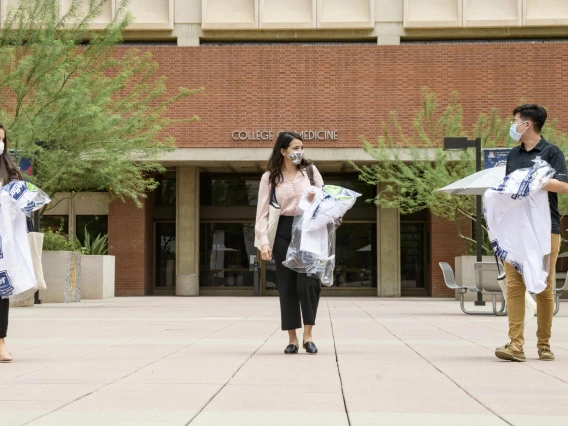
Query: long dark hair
266 131 312 186
0 124 22 184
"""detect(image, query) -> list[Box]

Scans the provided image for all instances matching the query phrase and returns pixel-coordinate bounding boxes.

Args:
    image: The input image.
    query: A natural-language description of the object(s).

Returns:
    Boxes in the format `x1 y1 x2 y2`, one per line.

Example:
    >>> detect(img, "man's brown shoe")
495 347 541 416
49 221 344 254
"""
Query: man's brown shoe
538 348 555 361
495 343 526 362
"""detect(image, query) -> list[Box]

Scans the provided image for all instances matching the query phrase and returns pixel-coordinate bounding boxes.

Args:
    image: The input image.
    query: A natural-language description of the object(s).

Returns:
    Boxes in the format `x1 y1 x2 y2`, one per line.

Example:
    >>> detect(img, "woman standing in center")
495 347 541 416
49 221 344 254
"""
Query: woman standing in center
255 131 323 355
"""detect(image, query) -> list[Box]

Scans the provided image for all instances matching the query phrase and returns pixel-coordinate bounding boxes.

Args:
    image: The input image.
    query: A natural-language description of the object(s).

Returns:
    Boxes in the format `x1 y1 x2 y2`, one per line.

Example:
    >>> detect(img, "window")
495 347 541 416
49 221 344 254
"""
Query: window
334 223 377 287
400 223 426 289
155 175 176 207
75 215 108 245
155 223 176 288
40 215 69 235
200 223 256 287
200 174 260 206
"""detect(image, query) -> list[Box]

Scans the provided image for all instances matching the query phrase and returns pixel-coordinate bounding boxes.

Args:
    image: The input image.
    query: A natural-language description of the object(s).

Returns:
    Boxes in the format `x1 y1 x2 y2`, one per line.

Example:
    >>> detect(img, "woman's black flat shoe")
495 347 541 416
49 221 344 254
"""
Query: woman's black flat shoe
284 344 299 354
303 341 318 354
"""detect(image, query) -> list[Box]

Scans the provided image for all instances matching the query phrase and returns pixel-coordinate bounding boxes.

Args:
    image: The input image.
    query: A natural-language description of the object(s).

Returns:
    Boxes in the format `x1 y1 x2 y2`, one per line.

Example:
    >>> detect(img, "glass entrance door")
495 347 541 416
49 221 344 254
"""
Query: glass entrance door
200 222 257 290
261 257 278 295
154 222 176 295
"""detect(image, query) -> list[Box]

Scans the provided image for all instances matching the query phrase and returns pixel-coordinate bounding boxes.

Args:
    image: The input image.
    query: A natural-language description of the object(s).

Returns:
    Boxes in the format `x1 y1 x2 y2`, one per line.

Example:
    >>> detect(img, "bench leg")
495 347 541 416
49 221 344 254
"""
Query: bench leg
492 295 507 316
460 292 495 315
554 294 560 316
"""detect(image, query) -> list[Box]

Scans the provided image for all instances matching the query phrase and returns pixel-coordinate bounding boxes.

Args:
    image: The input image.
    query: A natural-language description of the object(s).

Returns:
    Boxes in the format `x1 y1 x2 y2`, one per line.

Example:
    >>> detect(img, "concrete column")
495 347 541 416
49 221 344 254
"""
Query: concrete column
376 184 401 297
174 24 201 46
374 23 403 45
176 166 200 296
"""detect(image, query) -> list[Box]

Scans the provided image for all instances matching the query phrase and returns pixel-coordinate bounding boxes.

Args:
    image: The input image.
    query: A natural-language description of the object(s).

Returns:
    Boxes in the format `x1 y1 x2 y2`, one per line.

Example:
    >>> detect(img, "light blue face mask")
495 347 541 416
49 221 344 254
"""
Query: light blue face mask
509 122 527 142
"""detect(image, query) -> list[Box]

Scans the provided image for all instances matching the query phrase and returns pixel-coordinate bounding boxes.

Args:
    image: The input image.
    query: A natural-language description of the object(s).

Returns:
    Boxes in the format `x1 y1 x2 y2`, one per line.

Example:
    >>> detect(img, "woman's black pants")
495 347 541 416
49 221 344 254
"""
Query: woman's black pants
0 298 8 339
273 216 321 331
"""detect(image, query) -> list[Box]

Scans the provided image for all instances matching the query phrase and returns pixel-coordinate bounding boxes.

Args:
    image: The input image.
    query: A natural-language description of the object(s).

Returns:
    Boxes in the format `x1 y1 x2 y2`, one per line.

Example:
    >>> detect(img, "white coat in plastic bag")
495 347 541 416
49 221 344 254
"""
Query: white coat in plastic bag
483 159 555 294
283 185 361 286
0 181 51 301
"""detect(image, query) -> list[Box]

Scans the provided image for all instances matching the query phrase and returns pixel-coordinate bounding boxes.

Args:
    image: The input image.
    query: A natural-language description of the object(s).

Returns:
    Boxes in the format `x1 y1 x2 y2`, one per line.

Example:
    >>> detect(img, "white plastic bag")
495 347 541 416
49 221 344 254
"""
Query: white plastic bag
0 181 51 300
283 185 361 286
484 159 555 294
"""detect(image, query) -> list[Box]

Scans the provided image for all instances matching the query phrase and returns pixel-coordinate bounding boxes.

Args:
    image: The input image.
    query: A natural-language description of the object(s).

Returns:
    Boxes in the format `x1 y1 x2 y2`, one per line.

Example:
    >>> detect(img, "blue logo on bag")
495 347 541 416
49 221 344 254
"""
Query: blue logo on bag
491 176 510 193
0 271 14 298
22 201 36 214
4 181 28 200
491 240 508 262
511 261 523 274
511 168 536 200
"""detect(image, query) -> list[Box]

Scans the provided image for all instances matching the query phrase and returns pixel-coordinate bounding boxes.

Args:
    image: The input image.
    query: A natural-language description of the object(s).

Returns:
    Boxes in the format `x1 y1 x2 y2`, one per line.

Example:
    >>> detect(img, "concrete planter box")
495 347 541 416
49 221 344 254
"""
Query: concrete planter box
39 251 81 303
81 255 115 299
455 255 499 302
9 293 35 308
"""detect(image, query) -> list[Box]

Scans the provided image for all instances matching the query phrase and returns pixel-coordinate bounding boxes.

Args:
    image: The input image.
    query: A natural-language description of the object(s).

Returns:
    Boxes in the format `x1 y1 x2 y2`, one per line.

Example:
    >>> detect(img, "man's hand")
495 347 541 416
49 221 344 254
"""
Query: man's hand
543 178 568 194
307 192 316 202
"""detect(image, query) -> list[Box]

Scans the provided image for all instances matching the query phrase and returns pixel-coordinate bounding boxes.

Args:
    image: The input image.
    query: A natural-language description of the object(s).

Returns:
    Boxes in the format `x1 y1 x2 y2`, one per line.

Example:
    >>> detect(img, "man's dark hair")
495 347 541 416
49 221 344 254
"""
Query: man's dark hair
513 104 547 133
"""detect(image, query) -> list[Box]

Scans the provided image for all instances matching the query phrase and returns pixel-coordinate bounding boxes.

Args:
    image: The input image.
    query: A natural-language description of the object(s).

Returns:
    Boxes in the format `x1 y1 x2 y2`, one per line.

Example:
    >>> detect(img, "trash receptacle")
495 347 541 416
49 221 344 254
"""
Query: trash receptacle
176 274 198 296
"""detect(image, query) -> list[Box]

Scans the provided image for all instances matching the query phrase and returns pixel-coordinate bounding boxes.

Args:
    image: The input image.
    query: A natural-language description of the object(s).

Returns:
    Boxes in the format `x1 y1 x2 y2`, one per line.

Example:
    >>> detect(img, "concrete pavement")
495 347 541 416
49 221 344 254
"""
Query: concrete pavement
1 297 568 425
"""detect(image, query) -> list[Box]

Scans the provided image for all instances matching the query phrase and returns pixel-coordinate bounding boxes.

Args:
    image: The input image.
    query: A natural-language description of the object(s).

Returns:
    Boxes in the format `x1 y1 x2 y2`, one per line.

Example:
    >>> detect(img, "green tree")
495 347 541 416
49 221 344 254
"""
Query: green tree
0 0 203 209
354 88 568 254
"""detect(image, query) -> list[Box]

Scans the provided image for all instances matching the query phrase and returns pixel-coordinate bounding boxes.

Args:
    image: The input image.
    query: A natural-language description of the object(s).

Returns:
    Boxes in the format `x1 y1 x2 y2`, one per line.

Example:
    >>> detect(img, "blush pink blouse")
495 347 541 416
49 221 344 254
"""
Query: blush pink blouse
255 166 324 247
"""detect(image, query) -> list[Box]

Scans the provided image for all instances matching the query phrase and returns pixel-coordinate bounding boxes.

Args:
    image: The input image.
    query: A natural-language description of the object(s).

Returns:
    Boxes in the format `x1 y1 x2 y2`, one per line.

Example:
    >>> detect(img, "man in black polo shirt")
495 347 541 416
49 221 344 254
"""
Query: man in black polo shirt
495 104 568 362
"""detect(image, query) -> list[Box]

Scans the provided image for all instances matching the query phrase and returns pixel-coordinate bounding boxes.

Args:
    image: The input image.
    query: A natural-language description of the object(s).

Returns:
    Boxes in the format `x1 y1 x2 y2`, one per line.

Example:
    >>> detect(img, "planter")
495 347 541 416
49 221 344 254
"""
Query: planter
9 293 35 308
454 255 499 302
80 255 115 299
39 251 81 303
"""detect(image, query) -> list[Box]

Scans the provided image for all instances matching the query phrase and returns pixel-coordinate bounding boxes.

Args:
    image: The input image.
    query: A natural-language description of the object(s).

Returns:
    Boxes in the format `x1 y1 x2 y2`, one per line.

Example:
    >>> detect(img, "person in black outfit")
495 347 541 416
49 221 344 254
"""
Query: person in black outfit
255 132 324 354
0 124 23 363
495 105 568 363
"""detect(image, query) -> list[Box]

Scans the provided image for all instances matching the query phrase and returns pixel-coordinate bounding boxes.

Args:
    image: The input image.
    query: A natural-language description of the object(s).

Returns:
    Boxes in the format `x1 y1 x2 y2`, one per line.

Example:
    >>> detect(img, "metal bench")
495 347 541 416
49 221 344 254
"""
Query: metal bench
473 262 507 316
553 272 567 316
439 262 506 315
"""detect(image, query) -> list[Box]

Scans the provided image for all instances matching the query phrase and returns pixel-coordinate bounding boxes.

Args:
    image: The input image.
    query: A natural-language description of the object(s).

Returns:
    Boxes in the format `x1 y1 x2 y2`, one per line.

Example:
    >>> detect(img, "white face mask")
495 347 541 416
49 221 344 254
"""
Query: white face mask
509 122 527 142
0 141 4 155
287 150 304 165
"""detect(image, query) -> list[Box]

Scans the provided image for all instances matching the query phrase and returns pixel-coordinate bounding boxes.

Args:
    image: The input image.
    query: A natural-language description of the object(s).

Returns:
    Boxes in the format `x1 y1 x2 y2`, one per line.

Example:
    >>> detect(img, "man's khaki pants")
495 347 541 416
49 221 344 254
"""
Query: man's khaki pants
504 233 561 350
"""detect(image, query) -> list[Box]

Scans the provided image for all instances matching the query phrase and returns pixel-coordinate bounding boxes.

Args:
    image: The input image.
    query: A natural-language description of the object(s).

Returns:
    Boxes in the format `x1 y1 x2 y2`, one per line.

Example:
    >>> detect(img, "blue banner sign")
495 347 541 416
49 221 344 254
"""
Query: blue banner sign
484 148 511 169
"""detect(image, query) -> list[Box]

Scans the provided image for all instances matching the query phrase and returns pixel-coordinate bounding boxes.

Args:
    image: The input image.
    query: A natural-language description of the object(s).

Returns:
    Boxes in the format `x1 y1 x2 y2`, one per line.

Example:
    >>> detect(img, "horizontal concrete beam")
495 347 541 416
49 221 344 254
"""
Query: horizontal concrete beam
158 147 445 164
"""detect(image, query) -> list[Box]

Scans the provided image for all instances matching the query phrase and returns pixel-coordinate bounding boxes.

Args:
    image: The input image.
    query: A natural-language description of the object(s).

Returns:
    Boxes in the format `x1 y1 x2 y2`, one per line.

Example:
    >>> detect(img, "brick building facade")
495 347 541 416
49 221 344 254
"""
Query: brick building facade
103 42 568 298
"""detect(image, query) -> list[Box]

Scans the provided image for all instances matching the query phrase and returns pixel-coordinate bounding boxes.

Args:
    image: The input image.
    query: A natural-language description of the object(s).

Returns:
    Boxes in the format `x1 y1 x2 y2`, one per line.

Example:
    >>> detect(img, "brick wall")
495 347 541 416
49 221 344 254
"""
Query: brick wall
108 42 568 296
116 42 568 149
108 198 151 296
430 214 472 298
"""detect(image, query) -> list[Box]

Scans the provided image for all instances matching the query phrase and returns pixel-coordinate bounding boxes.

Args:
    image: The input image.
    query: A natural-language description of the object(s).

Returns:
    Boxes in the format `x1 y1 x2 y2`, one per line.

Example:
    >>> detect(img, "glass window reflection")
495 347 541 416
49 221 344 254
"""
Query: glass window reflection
334 223 377 288
200 223 256 287
155 223 176 288
200 175 260 206
400 223 426 289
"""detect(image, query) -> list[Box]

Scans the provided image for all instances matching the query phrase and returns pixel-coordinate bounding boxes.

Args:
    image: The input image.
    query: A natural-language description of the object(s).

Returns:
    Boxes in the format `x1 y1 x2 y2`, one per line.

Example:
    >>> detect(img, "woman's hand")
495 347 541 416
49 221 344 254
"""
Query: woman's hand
261 244 272 261
307 192 316 203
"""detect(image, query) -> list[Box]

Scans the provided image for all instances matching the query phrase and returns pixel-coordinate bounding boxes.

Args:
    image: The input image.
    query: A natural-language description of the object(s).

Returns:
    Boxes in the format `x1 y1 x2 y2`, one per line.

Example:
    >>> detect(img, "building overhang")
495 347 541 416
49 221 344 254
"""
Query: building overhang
158 147 443 173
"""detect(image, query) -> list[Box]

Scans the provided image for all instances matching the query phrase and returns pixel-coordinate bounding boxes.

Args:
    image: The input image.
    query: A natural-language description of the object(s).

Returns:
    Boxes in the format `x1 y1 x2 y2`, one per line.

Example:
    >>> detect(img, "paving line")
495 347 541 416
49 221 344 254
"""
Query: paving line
380 301 568 385
349 299 514 426
185 325 279 425
326 298 352 426
22 316 248 426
